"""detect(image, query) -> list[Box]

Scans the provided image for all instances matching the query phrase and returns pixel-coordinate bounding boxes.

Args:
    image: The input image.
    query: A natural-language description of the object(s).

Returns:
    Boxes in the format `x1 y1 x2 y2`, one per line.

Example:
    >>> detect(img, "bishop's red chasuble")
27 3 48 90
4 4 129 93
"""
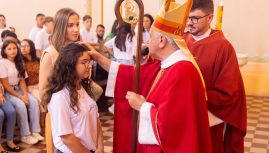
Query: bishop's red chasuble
113 59 212 153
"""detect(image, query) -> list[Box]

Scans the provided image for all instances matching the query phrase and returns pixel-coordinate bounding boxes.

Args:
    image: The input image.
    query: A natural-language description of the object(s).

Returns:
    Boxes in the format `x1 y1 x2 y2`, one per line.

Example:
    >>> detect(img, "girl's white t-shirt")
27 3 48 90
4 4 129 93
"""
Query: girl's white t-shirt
104 34 136 60
29 26 42 42
80 27 98 43
35 28 50 51
0 58 27 85
142 30 150 44
48 87 99 153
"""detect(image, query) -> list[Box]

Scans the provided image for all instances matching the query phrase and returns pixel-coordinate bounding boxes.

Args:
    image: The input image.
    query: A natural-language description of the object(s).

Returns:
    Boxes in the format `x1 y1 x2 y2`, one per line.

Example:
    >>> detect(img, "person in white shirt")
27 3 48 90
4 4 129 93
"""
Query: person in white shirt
142 14 154 44
104 23 136 65
0 40 43 145
1 31 20 59
80 15 97 43
35 16 54 58
0 14 7 32
104 23 136 114
29 13 45 42
0 14 9 46
43 43 104 153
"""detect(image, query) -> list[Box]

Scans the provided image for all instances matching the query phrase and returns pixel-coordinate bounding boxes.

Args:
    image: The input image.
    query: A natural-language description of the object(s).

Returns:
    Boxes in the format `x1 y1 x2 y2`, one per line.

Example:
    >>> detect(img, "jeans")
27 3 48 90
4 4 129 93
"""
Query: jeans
55 149 95 153
55 149 64 153
0 102 16 141
0 109 3 135
28 84 45 113
5 86 40 136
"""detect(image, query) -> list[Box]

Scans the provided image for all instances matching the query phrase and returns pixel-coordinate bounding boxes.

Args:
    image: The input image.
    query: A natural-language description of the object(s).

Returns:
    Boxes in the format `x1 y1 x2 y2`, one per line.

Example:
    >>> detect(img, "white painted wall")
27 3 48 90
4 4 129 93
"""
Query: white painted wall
1 0 268 59
214 0 269 60
102 0 269 59
143 0 269 59
103 0 117 36
0 0 88 39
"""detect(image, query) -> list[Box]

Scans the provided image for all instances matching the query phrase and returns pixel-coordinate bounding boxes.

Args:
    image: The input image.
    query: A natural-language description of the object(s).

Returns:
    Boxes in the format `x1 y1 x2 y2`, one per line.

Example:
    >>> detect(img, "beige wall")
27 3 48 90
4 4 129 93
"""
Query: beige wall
1 0 268 59
214 0 269 60
102 0 116 36
102 0 269 59
0 0 88 39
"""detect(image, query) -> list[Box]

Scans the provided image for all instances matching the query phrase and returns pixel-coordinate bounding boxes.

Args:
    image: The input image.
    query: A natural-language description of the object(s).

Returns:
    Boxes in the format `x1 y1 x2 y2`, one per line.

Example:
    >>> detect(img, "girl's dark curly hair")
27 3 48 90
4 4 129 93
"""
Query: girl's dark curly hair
1 40 26 78
21 39 40 62
42 43 94 113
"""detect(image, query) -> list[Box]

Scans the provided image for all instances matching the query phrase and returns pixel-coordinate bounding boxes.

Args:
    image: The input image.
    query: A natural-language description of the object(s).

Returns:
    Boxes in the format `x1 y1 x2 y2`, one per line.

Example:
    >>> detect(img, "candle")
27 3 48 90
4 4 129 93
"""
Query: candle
216 1 224 30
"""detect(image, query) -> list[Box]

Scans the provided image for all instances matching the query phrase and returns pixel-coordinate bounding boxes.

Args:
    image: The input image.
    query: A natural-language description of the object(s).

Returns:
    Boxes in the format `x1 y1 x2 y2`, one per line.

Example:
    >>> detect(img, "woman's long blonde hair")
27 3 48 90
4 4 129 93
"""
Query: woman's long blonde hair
51 8 80 51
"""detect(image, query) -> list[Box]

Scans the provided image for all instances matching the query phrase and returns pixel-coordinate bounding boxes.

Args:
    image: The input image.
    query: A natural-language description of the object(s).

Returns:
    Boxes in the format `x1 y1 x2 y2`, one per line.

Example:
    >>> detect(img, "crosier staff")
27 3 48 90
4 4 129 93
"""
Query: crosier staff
115 0 144 152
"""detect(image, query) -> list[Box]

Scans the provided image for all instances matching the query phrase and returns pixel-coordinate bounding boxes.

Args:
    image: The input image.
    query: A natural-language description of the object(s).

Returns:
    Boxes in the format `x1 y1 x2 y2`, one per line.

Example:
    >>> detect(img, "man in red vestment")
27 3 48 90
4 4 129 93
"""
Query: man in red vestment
86 0 213 153
184 1 247 153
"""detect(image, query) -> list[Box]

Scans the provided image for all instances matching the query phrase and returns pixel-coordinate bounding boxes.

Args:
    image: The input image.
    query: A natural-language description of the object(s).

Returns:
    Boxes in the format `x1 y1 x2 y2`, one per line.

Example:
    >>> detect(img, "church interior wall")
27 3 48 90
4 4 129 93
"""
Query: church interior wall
1 0 268 96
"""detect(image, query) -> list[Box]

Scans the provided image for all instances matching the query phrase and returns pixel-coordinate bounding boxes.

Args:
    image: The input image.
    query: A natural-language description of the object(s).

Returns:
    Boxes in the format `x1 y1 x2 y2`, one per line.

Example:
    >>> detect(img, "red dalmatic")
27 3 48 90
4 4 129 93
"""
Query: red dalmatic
184 30 247 153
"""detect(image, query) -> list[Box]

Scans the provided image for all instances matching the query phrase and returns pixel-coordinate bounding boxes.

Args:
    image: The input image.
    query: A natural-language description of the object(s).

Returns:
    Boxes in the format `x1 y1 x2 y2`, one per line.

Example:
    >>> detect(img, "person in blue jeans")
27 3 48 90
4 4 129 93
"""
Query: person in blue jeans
0 85 19 152
0 40 44 145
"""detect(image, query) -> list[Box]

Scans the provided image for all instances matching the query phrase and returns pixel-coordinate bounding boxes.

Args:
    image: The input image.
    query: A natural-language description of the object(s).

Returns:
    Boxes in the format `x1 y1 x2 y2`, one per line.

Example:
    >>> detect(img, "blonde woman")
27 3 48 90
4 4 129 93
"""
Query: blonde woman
39 8 102 102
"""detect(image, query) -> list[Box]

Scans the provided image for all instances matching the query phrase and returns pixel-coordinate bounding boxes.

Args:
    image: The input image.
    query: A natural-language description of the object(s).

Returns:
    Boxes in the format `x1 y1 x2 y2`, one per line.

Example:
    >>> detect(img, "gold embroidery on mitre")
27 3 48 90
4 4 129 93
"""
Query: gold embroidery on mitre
154 0 192 37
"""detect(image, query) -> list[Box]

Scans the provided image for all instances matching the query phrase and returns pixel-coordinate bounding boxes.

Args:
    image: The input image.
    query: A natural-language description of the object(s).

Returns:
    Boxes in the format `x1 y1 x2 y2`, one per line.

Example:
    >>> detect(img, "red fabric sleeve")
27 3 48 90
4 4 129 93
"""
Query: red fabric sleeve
113 60 160 153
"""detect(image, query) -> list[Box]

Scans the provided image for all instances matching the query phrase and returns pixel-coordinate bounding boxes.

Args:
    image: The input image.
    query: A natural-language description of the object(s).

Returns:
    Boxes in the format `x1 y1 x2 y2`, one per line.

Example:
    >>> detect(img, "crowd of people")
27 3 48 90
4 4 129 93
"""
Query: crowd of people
0 6 155 153
0 0 246 153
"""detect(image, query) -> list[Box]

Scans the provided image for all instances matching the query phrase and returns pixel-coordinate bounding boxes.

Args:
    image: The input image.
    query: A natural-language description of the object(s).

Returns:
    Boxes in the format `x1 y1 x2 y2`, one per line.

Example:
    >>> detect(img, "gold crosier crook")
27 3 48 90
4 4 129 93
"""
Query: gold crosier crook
115 0 144 153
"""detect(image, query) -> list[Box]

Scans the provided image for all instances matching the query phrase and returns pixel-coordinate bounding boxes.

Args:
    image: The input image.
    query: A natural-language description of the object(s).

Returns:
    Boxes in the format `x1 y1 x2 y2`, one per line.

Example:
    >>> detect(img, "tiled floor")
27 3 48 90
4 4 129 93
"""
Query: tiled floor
244 96 269 153
0 112 114 153
1 96 269 153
